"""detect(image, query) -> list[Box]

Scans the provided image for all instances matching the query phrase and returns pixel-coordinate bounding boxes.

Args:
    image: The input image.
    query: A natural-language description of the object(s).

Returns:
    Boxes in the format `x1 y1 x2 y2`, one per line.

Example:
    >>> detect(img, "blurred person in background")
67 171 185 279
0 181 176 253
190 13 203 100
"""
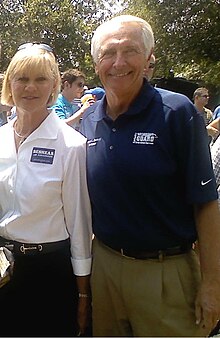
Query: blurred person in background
213 104 220 120
84 86 105 101
52 68 90 129
81 93 96 106
211 133 220 209
207 117 220 144
0 73 11 126
193 87 212 126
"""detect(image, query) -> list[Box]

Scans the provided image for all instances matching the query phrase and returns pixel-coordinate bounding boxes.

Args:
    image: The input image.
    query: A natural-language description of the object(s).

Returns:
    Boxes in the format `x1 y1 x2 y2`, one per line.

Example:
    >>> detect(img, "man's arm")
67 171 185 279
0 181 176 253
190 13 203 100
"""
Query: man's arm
207 117 220 138
194 200 220 332
65 101 92 126
76 275 91 335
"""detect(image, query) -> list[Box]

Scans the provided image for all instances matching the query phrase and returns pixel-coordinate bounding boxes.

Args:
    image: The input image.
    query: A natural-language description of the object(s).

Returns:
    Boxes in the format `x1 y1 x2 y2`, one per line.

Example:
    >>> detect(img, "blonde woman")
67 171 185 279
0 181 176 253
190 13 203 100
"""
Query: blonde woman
0 43 92 336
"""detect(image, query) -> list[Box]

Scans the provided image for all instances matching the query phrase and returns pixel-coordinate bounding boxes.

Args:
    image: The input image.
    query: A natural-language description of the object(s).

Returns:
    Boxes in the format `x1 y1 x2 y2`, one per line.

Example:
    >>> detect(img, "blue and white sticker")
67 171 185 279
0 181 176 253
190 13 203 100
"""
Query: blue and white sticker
30 147 55 164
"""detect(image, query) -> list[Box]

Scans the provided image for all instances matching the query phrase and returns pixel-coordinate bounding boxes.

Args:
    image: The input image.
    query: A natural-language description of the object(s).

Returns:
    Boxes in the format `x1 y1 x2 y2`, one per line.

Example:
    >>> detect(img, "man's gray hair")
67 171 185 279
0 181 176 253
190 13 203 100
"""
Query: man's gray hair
91 15 155 64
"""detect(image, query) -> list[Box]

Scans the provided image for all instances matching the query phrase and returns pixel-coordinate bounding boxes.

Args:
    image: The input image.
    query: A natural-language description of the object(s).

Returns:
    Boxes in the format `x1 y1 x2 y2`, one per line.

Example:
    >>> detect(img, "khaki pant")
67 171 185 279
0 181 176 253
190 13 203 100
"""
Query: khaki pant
91 238 209 337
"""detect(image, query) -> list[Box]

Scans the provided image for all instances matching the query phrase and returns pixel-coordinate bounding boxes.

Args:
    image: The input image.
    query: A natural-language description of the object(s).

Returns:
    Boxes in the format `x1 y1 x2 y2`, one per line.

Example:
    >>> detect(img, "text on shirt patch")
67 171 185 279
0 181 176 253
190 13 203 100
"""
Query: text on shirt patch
133 133 158 145
30 147 55 164
87 138 101 147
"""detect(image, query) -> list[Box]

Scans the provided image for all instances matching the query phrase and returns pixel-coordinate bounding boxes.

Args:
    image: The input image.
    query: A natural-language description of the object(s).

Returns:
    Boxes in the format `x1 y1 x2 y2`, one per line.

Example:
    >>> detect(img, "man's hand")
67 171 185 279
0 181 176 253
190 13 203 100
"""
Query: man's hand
194 201 220 334
206 125 219 138
195 279 220 333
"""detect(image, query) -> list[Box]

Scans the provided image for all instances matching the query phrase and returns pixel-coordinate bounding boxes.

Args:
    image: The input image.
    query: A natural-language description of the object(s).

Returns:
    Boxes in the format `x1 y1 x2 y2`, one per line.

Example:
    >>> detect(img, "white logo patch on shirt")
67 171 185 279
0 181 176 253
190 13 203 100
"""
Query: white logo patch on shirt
31 147 55 164
133 132 158 145
87 138 101 147
201 178 212 186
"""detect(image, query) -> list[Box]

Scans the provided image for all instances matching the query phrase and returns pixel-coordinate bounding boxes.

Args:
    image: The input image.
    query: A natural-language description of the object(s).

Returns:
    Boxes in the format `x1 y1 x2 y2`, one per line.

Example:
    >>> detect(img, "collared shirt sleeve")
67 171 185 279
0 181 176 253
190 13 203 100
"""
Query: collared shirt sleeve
62 134 92 276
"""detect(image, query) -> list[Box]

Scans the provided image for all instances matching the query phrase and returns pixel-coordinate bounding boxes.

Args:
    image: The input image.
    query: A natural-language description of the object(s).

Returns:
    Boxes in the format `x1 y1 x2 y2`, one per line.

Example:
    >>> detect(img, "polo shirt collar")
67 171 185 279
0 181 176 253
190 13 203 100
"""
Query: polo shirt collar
58 93 72 108
93 80 156 122
126 80 156 116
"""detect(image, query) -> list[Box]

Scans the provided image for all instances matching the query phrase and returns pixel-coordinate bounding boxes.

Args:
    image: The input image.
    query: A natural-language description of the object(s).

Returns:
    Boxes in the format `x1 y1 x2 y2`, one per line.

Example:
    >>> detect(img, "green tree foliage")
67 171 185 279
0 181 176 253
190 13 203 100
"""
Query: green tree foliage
0 0 116 84
122 0 220 88
1 0 219 90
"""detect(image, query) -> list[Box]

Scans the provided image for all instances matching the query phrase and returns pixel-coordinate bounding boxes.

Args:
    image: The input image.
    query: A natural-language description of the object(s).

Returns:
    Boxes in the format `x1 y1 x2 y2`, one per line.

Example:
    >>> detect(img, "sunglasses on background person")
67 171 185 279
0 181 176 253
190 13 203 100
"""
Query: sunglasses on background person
76 82 85 88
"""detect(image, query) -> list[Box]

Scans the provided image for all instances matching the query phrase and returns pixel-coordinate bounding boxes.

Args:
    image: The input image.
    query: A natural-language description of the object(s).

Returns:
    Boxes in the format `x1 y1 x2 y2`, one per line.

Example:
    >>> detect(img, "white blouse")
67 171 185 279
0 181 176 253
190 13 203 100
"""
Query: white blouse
0 111 92 276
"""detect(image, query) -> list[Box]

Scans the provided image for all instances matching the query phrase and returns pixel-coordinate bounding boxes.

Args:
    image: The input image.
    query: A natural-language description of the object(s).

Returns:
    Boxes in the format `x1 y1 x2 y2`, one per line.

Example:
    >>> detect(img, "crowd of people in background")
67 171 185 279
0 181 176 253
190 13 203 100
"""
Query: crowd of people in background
1 59 219 146
2 63 220 166
50 69 106 130
0 36 219 215
191 87 220 231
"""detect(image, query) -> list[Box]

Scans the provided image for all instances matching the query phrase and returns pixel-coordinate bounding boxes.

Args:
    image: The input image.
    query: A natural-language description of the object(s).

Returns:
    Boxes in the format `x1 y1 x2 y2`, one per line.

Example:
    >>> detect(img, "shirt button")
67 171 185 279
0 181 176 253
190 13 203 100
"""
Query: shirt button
112 128 116 132
109 145 114 150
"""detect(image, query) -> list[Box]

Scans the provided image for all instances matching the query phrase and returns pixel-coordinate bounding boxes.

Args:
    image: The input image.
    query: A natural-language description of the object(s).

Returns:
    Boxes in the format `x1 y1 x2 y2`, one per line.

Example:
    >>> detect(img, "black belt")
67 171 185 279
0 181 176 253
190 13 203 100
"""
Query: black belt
100 240 192 260
0 236 70 255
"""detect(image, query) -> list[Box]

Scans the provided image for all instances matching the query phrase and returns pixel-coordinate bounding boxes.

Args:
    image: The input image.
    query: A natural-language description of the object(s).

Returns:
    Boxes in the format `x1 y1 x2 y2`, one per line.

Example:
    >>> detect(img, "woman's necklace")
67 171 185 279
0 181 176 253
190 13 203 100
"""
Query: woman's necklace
13 122 29 145
13 128 25 138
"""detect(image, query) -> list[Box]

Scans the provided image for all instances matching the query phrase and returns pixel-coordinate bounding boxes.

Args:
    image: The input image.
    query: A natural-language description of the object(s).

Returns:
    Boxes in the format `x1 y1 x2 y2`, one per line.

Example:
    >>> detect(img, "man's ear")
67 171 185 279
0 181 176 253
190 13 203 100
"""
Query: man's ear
147 48 154 61
63 80 70 89
95 64 99 75
144 57 151 72
145 49 155 70
144 58 149 70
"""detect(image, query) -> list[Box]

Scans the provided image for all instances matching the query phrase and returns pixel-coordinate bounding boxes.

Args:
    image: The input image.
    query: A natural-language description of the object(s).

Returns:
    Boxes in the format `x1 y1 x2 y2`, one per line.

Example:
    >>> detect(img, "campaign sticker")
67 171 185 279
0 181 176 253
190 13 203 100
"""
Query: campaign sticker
30 147 55 164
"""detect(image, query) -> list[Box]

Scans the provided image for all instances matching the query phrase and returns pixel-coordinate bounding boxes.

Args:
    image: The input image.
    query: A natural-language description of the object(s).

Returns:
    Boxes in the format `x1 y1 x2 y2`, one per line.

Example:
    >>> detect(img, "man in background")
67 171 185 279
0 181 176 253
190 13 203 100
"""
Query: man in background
52 69 90 129
193 87 212 126
84 86 105 101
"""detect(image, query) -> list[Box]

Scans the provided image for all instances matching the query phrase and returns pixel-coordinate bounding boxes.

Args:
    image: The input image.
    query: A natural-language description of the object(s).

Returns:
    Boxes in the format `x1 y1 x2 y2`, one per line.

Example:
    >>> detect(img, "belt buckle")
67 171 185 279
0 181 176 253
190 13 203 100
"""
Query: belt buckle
20 244 43 254
120 248 135 260
158 250 164 262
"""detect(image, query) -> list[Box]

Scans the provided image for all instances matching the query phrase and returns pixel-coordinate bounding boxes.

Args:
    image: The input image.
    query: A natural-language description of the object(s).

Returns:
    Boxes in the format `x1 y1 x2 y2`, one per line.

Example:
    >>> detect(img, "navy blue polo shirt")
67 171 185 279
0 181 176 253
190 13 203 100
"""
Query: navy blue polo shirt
80 82 218 251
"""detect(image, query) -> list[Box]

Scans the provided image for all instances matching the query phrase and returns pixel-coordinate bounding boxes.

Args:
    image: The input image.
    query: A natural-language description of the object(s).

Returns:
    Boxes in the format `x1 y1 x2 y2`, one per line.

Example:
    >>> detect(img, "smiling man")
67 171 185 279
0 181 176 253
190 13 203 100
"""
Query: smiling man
80 15 220 337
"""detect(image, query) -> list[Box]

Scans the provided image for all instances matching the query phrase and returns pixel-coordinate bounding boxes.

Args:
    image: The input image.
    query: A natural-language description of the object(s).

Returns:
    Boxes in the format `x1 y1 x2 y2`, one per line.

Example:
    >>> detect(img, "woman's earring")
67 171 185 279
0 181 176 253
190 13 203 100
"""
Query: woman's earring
47 92 54 105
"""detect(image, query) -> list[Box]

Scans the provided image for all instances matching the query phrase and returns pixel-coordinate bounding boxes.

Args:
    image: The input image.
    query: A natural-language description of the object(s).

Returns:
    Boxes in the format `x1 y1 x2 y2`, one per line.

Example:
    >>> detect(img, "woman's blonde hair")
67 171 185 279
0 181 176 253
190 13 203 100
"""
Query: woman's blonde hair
1 45 61 106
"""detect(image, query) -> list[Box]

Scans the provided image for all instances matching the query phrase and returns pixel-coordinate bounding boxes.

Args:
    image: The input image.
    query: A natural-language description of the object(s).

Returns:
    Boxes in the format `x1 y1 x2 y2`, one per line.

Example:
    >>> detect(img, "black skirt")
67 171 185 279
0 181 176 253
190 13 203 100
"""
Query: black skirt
0 245 78 337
